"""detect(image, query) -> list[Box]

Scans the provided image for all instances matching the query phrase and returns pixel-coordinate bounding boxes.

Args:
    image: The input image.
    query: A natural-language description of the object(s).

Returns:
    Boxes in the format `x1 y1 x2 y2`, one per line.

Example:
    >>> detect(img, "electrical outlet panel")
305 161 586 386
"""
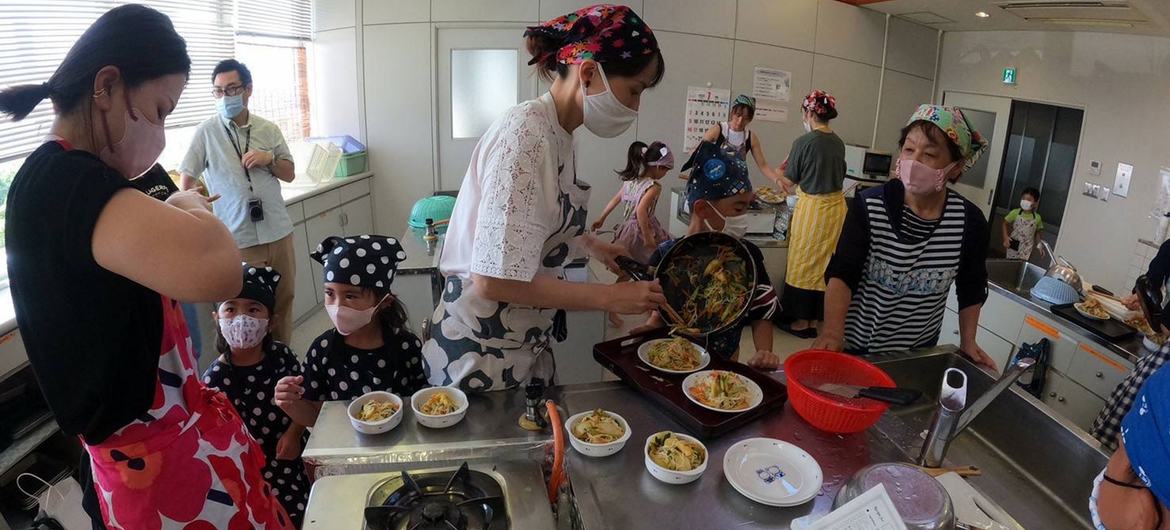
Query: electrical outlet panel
1100 187 1111 201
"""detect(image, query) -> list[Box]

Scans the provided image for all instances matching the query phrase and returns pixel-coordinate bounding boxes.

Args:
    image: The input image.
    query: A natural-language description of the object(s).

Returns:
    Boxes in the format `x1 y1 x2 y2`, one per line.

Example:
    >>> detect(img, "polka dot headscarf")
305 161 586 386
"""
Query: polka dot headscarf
235 263 280 313
310 235 407 296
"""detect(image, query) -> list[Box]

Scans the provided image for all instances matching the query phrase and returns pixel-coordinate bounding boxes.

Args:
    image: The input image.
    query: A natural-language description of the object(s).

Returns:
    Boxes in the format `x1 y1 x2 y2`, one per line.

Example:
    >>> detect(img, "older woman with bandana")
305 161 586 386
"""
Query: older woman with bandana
422 5 667 392
1090 365 1170 529
814 105 998 371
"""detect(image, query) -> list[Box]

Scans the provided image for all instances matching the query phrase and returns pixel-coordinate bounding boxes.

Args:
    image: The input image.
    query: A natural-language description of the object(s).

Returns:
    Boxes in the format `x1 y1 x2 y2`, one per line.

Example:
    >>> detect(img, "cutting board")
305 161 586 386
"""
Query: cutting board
593 328 787 439
1050 303 1136 341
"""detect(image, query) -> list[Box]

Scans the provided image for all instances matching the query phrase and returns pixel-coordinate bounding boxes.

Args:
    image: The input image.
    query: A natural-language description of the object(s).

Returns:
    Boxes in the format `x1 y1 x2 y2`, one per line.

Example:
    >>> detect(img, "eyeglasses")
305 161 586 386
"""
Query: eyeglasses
211 84 247 98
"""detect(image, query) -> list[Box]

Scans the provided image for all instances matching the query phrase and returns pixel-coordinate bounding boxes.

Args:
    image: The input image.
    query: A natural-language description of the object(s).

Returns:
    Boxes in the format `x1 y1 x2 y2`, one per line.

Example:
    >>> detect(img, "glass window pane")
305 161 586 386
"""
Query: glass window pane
452 49 518 139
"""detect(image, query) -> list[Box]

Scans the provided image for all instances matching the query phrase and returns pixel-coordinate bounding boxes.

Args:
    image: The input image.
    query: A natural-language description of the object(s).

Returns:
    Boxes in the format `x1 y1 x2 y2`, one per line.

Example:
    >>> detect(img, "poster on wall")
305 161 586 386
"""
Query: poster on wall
684 86 731 153
755 102 787 123
752 66 791 102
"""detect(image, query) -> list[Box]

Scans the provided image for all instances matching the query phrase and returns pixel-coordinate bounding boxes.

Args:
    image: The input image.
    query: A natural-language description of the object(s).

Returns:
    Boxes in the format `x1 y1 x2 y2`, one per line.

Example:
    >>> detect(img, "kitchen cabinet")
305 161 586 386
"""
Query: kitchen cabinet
292 222 320 318
940 307 960 345
1066 342 1132 401
1041 371 1106 432
341 196 374 237
1016 314 1078 374
938 307 1016 371
305 207 342 297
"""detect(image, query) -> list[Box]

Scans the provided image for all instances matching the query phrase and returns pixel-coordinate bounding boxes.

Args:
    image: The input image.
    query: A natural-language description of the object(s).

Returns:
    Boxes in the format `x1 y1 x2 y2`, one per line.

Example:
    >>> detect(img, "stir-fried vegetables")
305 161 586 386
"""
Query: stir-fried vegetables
419 391 458 415
647 338 701 371
647 431 705 471
663 246 750 335
571 409 626 444
688 370 750 410
356 399 399 422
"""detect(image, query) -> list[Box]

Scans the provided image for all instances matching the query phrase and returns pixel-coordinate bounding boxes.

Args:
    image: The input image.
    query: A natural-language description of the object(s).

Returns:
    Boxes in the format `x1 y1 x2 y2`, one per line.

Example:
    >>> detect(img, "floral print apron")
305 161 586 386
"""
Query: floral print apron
1006 213 1038 260
84 295 293 530
423 163 591 392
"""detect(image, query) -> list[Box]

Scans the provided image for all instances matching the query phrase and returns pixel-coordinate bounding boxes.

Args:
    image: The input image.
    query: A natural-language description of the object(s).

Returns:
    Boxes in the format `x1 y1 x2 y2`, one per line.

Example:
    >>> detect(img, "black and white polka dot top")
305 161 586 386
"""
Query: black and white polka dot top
302 328 429 401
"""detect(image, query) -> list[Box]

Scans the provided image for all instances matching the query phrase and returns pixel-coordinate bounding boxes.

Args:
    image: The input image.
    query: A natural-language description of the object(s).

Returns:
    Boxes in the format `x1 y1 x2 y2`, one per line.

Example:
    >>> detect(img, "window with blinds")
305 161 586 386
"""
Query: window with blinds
0 0 309 163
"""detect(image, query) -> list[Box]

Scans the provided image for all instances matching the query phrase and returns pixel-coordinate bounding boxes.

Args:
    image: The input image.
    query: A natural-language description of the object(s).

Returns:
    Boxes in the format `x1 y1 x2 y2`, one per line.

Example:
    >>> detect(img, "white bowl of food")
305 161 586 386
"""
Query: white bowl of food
565 409 631 457
411 387 469 429
637 337 710 374
347 391 404 434
644 431 708 484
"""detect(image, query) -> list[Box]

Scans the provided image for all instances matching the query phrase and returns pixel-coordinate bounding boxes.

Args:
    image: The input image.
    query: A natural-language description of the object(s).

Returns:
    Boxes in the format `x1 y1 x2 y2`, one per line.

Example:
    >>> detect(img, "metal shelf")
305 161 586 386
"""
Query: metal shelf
0 419 60 478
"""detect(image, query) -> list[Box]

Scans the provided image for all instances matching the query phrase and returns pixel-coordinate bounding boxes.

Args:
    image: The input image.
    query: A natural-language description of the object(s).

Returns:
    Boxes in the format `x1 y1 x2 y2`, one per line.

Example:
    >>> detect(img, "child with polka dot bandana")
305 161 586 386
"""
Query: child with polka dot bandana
202 264 310 527
275 235 429 429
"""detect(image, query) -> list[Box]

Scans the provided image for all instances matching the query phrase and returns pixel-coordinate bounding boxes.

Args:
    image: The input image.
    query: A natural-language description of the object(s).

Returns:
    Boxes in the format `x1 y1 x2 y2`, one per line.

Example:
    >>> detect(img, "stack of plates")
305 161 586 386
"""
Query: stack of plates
723 438 823 507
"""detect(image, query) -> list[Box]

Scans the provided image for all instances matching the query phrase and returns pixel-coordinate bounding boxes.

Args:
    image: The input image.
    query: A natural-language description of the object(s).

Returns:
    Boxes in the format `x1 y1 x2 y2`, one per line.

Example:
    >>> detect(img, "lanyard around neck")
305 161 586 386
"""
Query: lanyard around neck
223 123 253 193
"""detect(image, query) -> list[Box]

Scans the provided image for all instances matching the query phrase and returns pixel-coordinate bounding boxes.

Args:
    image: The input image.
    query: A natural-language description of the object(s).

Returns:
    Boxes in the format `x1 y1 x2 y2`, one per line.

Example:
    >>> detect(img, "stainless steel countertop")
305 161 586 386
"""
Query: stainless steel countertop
559 379 908 530
398 227 445 273
303 390 552 468
986 280 1145 364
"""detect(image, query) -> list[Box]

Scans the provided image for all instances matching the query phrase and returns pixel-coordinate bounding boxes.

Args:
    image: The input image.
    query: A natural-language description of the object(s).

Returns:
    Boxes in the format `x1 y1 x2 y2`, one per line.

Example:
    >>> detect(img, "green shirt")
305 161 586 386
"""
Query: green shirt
1004 208 1044 231
784 130 846 195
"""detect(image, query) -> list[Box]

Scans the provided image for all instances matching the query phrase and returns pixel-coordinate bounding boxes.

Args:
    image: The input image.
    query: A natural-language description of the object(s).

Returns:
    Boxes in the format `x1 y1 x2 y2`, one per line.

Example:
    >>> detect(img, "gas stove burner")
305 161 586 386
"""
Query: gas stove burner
364 462 508 530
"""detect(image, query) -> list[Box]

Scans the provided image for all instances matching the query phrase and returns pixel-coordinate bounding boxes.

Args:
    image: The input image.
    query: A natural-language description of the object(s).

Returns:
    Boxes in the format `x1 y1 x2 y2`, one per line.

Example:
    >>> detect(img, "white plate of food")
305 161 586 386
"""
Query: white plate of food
347 391 404 434
565 409 631 457
1075 298 1110 320
411 387 468 428
682 370 763 413
756 186 786 205
644 431 708 484
637 337 711 374
723 437 823 507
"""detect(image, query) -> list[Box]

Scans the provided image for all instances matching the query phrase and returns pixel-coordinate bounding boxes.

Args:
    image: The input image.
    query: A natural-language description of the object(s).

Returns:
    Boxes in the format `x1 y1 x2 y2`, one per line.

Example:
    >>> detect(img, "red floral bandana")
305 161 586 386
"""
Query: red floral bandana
525 4 659 66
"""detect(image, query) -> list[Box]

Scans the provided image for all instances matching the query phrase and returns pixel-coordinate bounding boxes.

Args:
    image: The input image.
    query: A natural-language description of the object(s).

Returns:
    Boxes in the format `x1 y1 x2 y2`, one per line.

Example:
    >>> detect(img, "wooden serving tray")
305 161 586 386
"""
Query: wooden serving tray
592 328 787 439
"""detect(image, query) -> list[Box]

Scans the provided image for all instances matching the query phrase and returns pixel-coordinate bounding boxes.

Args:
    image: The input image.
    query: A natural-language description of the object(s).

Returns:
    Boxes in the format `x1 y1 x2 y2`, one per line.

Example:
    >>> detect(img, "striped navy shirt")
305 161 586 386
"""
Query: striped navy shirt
826 180 989 354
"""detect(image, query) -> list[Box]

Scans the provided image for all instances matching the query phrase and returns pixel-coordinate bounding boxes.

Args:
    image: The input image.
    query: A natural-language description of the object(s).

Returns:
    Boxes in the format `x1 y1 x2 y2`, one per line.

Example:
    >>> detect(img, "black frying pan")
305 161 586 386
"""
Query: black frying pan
615 231 757 338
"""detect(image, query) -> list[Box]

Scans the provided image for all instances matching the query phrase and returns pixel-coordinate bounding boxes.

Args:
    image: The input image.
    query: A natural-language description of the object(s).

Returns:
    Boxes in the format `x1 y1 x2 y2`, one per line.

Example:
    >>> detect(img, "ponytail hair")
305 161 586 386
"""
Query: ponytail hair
616 141 648 181
0 4 190 121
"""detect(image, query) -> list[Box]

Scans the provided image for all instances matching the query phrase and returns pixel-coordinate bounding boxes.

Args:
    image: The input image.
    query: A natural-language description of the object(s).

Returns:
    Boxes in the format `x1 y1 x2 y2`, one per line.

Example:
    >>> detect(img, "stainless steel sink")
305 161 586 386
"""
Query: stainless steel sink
871 350 1107 529
986 258 1048 296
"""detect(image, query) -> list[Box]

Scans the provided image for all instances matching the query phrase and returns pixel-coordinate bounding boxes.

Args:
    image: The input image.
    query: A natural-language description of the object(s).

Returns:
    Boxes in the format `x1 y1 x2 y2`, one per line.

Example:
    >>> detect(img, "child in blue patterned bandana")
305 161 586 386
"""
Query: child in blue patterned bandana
632 140 781 370
274 235 428 429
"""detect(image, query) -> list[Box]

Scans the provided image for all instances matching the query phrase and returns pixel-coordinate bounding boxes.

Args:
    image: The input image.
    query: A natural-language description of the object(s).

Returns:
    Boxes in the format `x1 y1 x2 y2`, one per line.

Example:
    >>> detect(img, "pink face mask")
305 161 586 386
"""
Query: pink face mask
99 105 166 179
326 295 389 336
897 158 958 194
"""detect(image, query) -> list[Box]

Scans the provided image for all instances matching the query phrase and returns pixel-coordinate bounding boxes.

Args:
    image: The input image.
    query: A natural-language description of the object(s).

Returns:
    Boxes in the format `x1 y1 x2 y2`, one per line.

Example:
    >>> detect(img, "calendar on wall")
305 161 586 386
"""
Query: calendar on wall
683 86 730 154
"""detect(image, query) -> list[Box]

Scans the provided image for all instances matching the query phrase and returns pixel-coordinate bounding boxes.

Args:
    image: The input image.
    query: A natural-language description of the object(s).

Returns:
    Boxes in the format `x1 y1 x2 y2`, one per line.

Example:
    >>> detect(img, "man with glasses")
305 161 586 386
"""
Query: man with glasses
181 59 297 343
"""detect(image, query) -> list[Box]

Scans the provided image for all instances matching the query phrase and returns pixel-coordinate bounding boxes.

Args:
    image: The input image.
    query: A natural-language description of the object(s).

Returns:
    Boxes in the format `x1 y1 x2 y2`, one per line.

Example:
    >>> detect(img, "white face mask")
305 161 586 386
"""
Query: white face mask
703 205 750 239
218 314 268 349
326 294 389 336
581 62 638 138
802 120 812 133
1089 470 1107 530
1020 199 1034 211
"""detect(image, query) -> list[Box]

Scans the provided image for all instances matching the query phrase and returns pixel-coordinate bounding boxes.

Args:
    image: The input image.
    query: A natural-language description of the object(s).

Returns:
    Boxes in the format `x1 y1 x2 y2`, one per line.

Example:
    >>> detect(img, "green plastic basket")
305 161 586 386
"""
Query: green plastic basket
409 195 457 229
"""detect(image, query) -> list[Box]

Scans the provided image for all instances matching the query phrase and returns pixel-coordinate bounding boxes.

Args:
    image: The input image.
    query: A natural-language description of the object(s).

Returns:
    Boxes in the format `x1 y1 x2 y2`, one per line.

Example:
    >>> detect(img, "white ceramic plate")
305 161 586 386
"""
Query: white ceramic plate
723 437 823 507
637 339 711 374
681 370 763 413
1074 302 1110 321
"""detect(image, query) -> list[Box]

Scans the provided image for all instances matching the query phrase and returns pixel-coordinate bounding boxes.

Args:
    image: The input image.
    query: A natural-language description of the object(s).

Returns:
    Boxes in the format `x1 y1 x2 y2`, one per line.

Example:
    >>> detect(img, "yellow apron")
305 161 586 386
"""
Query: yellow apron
785 188 847 291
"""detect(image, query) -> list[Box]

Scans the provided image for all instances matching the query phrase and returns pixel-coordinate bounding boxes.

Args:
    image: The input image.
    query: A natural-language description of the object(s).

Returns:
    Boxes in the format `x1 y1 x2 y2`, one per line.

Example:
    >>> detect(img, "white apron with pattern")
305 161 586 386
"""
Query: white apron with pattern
422 96 591 391
1006 213 1038 260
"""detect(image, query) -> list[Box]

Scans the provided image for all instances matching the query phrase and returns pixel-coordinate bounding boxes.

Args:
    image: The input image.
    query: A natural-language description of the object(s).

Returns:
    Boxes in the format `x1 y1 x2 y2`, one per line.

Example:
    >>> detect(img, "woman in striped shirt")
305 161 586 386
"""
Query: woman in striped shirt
814 105 997 371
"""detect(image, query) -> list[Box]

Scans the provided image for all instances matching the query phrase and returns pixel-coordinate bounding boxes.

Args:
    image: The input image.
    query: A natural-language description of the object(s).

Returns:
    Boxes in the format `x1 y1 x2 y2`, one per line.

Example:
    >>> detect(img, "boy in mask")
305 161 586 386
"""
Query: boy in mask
634 141 781 370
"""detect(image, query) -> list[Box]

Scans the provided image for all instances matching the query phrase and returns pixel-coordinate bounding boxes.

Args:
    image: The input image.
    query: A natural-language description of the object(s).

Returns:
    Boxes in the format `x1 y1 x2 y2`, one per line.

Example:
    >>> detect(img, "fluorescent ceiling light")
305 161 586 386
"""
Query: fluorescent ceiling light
975 11 991 17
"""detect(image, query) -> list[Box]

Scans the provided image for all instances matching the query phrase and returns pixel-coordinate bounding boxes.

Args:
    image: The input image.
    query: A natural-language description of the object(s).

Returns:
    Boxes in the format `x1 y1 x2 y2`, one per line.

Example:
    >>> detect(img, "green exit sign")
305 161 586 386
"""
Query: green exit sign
1002 67 1017 85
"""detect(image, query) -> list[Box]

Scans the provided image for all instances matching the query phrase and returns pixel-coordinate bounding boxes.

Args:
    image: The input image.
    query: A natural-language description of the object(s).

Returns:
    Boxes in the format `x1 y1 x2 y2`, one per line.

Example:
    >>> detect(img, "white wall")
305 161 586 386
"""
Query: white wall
936 30 1170 293
312 0 940 236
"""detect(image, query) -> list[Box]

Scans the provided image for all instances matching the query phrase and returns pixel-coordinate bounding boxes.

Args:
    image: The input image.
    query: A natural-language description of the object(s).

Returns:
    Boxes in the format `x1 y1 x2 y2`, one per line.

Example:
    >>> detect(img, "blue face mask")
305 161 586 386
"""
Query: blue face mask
217 94 245 119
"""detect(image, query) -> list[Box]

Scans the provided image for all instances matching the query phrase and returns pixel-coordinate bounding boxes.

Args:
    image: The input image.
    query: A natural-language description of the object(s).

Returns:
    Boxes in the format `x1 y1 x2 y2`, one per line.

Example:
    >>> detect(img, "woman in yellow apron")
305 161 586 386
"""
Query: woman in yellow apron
777 90 847 338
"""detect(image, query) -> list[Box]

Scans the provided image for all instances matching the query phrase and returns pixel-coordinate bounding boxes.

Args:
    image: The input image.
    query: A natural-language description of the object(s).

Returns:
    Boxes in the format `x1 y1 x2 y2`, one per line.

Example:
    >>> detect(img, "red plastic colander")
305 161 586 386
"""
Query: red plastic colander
784 349 897 434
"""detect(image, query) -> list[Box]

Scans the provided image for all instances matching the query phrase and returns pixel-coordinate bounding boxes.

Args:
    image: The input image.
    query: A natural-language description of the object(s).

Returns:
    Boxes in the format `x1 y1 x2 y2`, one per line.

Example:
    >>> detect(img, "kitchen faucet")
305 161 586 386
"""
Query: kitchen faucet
918 356 1037 467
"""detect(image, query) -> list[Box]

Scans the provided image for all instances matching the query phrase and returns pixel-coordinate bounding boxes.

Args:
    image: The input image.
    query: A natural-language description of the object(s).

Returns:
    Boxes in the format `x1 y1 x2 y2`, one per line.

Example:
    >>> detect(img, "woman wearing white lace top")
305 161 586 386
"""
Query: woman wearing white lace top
421 5 667 391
